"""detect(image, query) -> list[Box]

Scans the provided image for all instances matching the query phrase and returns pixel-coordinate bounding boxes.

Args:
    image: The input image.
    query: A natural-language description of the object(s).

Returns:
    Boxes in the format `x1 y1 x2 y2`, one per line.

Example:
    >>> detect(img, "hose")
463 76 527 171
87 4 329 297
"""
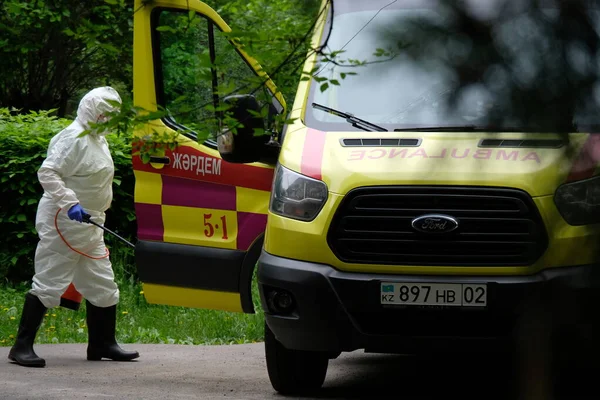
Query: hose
54 208 110 260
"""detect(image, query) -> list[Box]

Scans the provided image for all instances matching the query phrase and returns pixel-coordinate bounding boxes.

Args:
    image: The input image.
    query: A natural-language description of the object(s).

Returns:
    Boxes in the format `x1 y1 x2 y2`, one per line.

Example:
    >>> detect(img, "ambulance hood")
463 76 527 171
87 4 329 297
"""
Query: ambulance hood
283 128 594 197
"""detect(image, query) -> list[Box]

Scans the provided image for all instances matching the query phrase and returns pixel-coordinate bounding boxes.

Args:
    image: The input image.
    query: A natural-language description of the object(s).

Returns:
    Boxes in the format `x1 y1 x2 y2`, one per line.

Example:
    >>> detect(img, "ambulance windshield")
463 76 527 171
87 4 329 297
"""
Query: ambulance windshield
305 0 600 133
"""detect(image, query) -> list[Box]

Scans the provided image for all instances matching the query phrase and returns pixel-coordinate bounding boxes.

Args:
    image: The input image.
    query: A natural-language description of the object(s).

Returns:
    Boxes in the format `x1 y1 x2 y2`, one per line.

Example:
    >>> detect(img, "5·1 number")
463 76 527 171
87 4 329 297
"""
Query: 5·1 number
203 214 229 240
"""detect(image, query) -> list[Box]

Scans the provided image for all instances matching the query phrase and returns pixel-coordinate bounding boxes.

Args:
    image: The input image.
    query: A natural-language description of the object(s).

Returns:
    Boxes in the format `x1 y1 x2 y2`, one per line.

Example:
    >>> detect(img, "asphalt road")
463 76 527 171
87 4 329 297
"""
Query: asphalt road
0 343 527 400
1 341 593 400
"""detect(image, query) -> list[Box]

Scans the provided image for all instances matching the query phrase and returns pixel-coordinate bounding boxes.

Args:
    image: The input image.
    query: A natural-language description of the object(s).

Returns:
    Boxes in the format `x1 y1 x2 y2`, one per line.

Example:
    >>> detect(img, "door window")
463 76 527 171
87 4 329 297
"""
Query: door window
153 8 283 144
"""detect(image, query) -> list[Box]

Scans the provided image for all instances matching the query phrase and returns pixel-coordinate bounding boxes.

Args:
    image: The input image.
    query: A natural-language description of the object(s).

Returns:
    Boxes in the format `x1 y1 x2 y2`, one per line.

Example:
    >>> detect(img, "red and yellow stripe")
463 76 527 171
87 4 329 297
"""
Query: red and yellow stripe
133 144 273 251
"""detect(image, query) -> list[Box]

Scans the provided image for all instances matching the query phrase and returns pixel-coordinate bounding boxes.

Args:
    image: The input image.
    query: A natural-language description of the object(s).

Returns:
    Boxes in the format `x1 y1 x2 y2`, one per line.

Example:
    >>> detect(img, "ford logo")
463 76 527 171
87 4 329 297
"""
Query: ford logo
411 214 459 234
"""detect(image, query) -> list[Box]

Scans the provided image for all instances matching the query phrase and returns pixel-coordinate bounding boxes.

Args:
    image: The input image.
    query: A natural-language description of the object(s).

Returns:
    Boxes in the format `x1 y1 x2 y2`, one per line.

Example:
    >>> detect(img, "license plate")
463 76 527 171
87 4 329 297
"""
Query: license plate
380 282 487 307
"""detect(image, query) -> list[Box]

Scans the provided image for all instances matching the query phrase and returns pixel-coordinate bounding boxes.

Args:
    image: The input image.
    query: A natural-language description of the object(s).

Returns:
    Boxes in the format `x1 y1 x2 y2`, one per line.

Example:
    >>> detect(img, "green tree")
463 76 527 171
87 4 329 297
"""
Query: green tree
210 0 323 102
0 0 133 116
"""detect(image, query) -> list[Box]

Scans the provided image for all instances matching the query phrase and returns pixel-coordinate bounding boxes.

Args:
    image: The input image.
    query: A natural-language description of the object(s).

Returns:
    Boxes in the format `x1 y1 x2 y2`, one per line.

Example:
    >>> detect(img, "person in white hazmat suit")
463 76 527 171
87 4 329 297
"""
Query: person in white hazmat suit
8 87 139 368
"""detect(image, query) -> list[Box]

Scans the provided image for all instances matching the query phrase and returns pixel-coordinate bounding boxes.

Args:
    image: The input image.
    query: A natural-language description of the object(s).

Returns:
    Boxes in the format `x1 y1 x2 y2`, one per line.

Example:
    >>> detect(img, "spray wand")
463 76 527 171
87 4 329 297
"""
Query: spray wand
82 213 136 249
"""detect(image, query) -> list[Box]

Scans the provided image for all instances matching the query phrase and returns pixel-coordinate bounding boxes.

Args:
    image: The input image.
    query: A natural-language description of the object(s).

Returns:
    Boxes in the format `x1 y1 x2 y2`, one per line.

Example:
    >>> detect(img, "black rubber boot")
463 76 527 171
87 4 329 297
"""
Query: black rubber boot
86 300 139 361
8 293 47 368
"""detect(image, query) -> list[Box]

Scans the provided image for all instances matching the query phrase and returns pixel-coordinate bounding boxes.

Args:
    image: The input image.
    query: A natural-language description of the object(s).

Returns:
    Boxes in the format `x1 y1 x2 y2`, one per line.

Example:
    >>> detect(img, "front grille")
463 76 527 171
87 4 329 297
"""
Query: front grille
327 186 548 266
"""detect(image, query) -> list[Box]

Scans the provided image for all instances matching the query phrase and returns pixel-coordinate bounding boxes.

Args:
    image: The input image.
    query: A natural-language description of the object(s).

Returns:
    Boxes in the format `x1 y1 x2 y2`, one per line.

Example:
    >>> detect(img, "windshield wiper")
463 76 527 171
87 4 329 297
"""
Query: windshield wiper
394 125 483 132
312 103 387 132
393 126 553 132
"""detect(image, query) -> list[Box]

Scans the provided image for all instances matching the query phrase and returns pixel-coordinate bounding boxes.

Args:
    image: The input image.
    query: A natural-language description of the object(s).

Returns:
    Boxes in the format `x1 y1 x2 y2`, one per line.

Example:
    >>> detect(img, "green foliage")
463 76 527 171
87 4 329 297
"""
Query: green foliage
0 0 325 147
79 0 324 150
0 0 322 125
0 109 69 283
149 8 282 143
0 274 264 346
0 0 133 116
0 108 137 284
212 0 323 102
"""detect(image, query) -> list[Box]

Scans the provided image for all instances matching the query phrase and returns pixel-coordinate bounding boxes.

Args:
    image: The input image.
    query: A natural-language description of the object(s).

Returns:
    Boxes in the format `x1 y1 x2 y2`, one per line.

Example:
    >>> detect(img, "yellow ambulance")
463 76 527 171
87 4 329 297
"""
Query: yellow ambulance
131 0 600 394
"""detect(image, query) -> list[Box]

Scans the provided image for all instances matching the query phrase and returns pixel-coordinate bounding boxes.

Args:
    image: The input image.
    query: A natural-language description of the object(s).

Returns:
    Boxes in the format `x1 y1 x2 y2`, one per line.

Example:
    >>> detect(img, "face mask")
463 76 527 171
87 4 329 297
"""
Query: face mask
95 114 111 136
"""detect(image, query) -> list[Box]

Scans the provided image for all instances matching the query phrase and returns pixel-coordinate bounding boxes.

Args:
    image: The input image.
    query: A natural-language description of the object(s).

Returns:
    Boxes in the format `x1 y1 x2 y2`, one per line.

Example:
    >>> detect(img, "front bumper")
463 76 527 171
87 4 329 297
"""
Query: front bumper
257 251 599 354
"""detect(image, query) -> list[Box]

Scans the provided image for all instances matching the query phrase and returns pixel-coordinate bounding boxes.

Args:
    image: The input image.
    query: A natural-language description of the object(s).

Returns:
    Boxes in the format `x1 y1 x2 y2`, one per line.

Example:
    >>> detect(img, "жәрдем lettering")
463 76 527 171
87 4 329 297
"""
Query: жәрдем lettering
172 152 223 176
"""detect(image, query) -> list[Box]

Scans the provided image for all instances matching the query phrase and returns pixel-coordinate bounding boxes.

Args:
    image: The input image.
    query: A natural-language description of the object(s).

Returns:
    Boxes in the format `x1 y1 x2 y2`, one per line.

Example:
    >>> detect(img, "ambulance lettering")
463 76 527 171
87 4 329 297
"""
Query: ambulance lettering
496 150 518 161
348 148 542 163
172 152 223 176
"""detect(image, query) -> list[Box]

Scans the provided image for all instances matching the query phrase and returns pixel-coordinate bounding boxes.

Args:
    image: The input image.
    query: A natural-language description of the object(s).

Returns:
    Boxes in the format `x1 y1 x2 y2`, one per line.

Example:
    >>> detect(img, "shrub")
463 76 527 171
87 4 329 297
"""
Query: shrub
0 108 137 285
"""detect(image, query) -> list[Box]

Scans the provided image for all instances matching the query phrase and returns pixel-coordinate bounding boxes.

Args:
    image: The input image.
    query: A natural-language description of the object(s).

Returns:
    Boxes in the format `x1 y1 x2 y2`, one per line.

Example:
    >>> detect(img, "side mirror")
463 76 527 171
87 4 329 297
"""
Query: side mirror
217 94 271 164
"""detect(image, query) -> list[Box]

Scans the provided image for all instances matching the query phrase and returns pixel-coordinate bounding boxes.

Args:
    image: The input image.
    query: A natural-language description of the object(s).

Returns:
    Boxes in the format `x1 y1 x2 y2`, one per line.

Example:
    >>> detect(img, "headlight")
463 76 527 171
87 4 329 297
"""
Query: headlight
554 175 600 226
269 164 328 221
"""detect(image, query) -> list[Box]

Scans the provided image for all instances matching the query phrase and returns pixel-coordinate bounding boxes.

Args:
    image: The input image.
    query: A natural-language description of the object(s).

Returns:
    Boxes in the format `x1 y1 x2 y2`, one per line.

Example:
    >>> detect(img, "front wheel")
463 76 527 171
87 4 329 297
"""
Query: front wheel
264 322 329 395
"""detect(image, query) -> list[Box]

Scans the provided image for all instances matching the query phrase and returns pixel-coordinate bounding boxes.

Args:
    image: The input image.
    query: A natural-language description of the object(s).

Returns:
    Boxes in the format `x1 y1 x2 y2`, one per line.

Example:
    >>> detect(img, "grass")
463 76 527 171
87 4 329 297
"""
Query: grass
0 249 266 347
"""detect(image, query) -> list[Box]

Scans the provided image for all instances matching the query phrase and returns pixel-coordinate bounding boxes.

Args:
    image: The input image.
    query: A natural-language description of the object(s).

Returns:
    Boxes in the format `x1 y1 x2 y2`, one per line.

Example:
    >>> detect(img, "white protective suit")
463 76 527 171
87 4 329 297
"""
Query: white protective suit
30 87 122 309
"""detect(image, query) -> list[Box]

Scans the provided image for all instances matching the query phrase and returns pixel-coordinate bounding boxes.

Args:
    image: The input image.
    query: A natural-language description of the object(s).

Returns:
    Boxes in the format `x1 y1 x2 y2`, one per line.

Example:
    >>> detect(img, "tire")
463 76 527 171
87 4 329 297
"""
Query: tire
551 309 597 399
264 322 329 395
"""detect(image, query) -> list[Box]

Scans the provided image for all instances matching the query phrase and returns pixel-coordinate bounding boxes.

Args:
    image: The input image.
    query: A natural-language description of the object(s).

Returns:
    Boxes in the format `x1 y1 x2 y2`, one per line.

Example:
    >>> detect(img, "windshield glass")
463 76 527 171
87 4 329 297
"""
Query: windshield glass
306 0 600 132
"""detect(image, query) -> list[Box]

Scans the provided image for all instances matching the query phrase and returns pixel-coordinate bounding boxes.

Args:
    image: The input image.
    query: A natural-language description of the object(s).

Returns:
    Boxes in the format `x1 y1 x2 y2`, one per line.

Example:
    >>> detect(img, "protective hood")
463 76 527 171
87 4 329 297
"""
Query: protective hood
75 86 122 135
